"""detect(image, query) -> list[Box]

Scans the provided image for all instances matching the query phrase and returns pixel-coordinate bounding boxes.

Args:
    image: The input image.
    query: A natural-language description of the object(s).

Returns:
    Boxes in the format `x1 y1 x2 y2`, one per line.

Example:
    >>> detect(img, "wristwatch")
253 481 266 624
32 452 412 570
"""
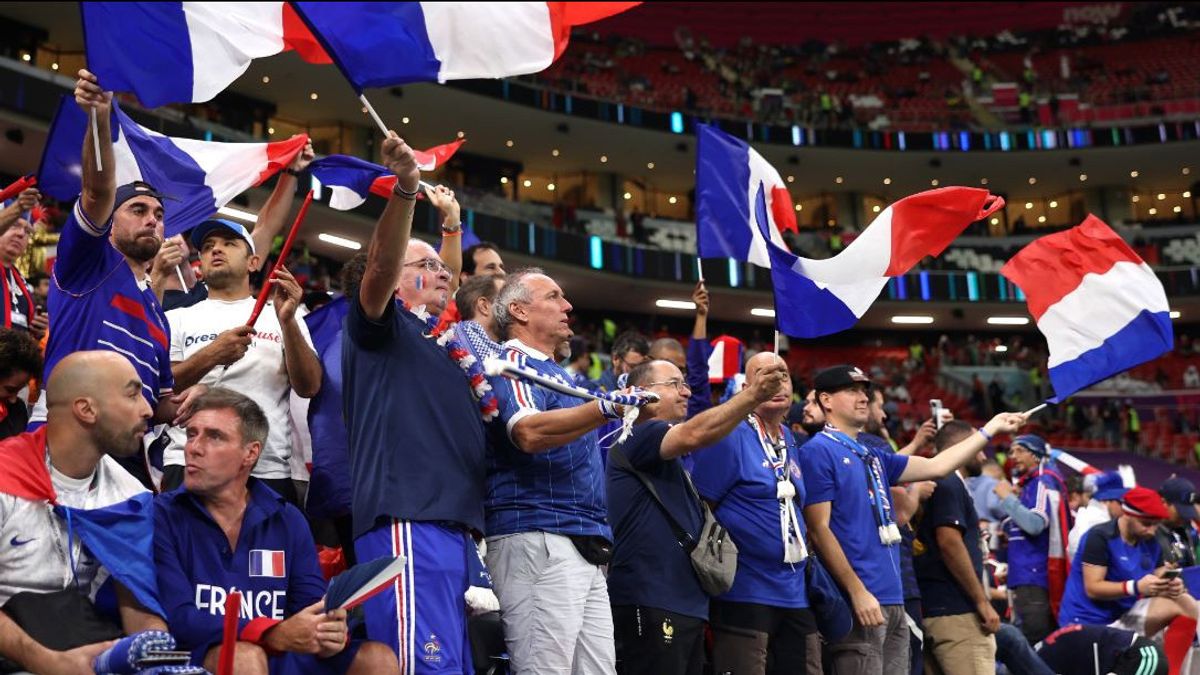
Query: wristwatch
441 221 462 234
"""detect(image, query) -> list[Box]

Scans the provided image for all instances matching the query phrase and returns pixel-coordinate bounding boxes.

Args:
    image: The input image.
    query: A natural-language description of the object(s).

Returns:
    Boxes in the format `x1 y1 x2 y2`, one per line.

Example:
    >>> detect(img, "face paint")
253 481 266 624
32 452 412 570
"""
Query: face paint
415 275 424 290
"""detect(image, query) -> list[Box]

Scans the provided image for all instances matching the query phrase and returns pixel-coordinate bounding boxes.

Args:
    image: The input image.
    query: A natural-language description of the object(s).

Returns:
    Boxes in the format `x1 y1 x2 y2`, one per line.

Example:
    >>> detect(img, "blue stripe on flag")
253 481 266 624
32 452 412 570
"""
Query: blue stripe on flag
291 2 441 91
82 3 194 108
1047 310 1173 402
695 124 753 261
752 183 858 337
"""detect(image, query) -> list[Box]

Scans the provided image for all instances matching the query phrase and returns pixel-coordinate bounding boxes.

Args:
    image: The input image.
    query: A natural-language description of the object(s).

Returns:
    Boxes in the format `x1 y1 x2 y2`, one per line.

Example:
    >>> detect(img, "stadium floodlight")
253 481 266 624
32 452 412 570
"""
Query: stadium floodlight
891 315 934 324
987 317 1030 326
317 233 361 250
216 206 257 222
655 299 696 310
750 308 776 318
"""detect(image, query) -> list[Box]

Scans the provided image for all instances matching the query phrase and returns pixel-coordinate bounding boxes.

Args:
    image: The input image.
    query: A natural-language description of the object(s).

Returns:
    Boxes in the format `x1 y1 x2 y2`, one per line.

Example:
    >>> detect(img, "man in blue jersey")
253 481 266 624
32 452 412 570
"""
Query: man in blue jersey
342 131 487 674
801 364 1027 674
608 355 788 675
1057 486 1197 675
688 351 813 675
154 388 397 675
994 434 1071 644
38 72 205 463
486 268 625 674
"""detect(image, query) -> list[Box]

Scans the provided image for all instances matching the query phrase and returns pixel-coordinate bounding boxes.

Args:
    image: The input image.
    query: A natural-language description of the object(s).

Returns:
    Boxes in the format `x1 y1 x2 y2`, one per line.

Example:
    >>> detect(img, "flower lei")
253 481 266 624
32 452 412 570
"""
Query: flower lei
410 304 500 421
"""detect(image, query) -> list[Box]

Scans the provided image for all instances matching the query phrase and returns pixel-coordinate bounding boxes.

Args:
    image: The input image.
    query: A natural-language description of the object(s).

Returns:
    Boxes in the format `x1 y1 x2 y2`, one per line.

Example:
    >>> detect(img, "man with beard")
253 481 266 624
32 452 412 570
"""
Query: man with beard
157 219 321 502
914 421 1000 675
38 71 201 439
0 352 168 674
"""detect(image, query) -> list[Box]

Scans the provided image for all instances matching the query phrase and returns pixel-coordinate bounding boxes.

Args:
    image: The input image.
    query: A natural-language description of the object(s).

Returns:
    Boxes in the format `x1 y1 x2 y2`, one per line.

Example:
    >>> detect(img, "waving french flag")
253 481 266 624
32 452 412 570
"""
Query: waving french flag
696 124 797 267
1001 215 1174 402
37 97 308 238
309 141 463 210
751 185 1001 337
82 2 330 108
291 2 639 91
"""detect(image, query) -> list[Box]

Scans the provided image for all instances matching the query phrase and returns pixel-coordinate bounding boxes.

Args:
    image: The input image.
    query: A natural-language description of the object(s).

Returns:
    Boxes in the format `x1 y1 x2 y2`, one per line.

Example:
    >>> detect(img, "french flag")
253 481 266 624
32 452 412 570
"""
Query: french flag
1000 215 1174 402
753 185 1001 337
291 2 639 91
309 141 464 210
82 2 329 108
696 124 797 268
37 97 307 238
249 549 287 578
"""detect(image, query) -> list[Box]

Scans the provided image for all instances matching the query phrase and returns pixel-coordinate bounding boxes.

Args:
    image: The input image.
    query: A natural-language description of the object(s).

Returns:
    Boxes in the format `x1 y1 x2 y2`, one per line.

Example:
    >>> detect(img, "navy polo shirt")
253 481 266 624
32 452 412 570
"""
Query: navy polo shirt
1058 519 1163 626
153 480 327 664
802 430 909 606
486 340 609 539
607 420 708 619
689 422 809 608
914 473 984 617
342 298 486 537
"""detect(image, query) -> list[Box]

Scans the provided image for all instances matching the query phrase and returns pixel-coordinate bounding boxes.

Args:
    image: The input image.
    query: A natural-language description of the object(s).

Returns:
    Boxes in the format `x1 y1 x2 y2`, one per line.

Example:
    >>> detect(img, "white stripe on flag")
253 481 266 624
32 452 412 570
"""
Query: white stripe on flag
1038 261 1170 367
420 2 557 82
182 2 287 102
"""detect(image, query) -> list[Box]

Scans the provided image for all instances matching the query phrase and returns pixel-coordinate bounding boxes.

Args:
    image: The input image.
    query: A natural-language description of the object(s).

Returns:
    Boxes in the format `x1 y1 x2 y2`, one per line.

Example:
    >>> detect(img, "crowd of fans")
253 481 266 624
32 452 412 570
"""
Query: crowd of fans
2 69 1200 675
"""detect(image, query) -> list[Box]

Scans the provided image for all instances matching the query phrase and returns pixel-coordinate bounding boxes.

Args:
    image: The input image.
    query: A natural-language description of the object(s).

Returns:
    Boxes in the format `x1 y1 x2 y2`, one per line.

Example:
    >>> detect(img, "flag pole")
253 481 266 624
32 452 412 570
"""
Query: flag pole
359 93 437 193
90 107 103 172
175 265 187 290
217 590 241 675
1024 403 1048 416
696 258 705 282
773 330 780 357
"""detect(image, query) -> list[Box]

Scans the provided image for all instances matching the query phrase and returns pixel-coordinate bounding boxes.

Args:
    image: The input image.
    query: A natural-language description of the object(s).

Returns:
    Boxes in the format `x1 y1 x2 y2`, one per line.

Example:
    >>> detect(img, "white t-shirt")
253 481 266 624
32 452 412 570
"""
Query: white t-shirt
165 296 316 479
0 455 147 605
1066 499 1112 562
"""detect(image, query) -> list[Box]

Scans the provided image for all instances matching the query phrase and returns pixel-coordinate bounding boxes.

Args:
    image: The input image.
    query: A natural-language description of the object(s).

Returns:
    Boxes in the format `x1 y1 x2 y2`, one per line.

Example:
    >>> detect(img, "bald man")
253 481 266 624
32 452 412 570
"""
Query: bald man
0 351 168 674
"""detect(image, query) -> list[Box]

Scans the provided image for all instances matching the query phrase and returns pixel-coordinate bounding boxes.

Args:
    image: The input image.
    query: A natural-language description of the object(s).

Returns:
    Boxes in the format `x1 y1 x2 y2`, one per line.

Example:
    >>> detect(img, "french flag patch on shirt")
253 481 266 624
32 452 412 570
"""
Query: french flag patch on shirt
249 550 286 578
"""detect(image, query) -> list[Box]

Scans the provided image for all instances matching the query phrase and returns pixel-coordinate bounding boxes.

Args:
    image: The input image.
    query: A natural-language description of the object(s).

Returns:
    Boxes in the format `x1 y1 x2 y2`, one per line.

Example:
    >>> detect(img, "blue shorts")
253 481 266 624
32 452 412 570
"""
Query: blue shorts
355 520 474 674
270 639 362 674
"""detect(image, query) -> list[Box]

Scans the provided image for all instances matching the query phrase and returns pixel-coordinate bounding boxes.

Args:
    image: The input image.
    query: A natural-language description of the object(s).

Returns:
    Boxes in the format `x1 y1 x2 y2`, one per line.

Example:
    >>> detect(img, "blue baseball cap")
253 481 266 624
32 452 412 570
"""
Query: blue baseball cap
1090 471 1129 502
189 218 256 255
113 180 166 212
1160 476 1199 521
1012 434 1048 458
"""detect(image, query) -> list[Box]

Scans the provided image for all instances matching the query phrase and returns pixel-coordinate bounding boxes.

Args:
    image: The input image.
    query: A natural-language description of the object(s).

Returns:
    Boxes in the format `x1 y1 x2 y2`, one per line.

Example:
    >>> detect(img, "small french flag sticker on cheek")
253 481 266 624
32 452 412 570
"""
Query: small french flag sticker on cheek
249 550 286 578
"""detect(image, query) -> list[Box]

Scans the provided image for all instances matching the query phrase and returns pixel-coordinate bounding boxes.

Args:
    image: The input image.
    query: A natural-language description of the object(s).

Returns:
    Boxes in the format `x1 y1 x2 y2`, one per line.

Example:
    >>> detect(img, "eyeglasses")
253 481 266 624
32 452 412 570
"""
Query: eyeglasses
404 258 450 274
646 379 690 393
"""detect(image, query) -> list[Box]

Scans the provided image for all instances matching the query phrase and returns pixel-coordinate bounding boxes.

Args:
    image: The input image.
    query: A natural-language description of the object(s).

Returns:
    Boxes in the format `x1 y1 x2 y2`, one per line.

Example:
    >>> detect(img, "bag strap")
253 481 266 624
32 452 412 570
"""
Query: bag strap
609 446 696 549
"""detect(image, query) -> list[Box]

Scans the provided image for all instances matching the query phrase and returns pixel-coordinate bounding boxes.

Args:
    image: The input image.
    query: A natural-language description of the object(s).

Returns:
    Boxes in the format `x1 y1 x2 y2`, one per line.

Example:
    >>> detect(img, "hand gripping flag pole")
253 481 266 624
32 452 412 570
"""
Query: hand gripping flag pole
483 358 659 444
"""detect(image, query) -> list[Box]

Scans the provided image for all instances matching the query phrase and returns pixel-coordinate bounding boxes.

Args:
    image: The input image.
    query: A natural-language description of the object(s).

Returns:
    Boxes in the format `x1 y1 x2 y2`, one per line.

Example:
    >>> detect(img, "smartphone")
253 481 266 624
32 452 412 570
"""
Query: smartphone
1162 568 1182 580
930 399 945 430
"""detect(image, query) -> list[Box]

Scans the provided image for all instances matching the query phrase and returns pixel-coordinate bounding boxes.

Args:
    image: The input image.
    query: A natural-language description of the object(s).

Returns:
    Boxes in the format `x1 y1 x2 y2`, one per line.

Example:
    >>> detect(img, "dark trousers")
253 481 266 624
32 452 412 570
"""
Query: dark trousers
905 597 924 675
613 605 704 675
709 599 815 675
1011 585 1055 645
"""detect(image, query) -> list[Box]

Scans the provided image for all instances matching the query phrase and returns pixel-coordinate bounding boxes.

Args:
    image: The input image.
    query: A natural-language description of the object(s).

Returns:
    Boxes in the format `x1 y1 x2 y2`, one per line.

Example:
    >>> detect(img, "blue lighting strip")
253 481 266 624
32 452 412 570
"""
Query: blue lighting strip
967 272 980 301
589 236 603 269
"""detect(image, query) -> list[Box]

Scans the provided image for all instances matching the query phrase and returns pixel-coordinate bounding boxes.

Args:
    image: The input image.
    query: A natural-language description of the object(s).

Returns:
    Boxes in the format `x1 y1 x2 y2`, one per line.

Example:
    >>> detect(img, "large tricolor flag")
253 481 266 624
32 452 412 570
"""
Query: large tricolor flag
695 124 797 268
82 2 330 108
37 97 308 238
291 2 640 91
309 142 465 210
1000 215 1173 402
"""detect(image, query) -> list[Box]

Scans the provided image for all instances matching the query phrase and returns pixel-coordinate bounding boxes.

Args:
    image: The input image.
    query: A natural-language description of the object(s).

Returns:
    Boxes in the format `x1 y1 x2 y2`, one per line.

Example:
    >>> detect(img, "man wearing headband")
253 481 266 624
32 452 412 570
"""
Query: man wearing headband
35 71 204 475
1058 486 1198 675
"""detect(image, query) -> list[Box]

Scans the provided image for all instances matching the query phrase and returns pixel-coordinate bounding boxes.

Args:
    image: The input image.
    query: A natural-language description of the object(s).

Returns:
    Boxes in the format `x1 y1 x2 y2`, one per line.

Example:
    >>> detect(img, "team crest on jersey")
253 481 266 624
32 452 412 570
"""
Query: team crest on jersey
423 634 443 663
661 618 674 644
788 460 802 481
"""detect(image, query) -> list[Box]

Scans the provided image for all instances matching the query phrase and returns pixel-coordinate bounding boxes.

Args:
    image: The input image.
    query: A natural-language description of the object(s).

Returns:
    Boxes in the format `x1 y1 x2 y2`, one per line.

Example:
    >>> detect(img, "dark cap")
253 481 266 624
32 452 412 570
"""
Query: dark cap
1011 434 1049 458
1160 476 1199 521
113 180 166 212
813 364 871 393
786 402 805 426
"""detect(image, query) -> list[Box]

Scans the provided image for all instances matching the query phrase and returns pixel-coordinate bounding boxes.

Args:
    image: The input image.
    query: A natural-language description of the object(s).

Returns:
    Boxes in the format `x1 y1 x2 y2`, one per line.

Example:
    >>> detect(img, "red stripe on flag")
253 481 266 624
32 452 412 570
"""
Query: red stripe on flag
109 294 168 350
256 134 310 186
281 3 331 63
273 551 285 576
1000 215 1146 322
769 186 798 234
546 2 641 61
884 187 1000 276
413 138 465 171
368 175 399 200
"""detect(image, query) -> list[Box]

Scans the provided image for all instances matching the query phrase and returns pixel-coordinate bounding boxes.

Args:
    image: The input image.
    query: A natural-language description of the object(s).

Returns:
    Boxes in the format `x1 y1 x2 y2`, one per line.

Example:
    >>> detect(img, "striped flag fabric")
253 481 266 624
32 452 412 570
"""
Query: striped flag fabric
37 97 307 238
1000 215 1174 402
82 2 330 108
309 141 464 211
248 549 287 578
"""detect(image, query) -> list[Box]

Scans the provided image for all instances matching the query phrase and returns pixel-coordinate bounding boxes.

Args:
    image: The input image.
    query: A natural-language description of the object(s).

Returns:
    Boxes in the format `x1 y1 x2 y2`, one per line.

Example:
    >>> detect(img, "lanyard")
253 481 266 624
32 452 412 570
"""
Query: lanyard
821 426 902 546
44 448 99 591
747 416 807 563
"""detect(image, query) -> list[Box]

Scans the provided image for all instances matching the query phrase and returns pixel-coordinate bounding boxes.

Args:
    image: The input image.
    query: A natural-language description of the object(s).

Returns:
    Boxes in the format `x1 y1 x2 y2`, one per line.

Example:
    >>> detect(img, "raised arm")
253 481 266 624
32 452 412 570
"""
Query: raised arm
0 188 38 233
75 69 116 227
250 141 314 264
898 412 1027 483
660 356 786 459
426 185 463 292
685 281 713 418
359 133 420 320
271 266 322 398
